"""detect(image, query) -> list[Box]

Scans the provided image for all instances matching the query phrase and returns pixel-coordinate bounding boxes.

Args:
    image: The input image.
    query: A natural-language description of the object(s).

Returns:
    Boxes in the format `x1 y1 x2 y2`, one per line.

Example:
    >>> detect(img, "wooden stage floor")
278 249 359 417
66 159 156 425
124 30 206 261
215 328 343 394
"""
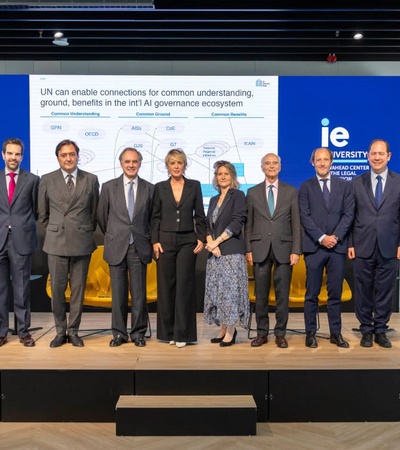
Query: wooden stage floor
1 312 399 371
1 312 400 424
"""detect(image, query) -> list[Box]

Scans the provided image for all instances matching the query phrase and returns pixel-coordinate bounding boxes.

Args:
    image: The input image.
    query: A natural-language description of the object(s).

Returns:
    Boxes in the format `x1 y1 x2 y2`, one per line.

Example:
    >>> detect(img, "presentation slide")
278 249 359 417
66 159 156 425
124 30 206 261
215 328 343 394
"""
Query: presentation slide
29 75 278 203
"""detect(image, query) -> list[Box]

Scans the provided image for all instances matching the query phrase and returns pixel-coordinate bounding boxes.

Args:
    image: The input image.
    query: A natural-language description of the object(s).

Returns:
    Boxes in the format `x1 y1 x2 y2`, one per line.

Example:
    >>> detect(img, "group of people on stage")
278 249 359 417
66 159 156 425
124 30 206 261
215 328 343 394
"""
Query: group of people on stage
1 137 399 351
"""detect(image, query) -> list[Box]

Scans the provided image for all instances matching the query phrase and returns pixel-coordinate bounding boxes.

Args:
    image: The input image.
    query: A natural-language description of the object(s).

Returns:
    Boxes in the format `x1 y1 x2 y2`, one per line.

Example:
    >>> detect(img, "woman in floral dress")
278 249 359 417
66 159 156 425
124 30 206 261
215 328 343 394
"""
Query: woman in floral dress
204 160 249 346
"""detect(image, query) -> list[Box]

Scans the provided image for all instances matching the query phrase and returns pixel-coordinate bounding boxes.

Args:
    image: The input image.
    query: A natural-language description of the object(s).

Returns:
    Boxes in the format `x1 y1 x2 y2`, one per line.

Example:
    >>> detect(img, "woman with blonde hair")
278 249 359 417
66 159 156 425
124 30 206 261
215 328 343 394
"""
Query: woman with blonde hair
151 149 206 348
203 160 249 346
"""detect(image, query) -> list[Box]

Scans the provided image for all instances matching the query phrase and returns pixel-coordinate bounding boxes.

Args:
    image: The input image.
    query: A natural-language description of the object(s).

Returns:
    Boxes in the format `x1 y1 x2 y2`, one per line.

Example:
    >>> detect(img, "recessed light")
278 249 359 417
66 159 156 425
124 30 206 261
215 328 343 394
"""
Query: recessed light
54 31 64 39
53 37 69 46
353 33 364 40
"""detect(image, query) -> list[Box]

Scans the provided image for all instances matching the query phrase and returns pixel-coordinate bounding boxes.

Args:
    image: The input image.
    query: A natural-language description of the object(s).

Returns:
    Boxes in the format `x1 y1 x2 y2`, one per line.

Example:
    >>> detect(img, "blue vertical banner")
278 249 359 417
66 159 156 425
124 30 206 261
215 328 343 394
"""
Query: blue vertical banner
0 75 30 169
278 76 400 188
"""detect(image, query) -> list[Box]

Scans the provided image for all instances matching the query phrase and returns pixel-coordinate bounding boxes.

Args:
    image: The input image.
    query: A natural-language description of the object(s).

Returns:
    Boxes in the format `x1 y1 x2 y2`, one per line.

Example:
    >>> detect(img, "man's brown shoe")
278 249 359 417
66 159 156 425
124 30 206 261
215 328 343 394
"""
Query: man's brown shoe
251 334 268 347
275 336 288 348
20 334 35 347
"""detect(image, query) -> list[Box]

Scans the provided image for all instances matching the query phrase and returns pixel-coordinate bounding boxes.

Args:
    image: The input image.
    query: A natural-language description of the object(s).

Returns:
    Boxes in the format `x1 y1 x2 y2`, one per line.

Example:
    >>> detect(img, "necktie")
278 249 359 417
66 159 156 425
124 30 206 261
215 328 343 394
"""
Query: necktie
8 172 16 205
128 181 135 220
321 179 330 207
375 175 382 207
66 174 75 196
128 181 135 245
268 185 275 216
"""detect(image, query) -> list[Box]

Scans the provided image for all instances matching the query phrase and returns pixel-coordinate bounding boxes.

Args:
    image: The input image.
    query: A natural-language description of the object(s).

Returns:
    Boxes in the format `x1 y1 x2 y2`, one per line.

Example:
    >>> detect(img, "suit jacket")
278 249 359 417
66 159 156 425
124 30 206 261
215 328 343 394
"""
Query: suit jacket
0 168 39 255
97 175 154 265
299 175 354 254
151 177 206 243
245 179 301 264
350 170 400 259
38 168 99 256
207 188 246 256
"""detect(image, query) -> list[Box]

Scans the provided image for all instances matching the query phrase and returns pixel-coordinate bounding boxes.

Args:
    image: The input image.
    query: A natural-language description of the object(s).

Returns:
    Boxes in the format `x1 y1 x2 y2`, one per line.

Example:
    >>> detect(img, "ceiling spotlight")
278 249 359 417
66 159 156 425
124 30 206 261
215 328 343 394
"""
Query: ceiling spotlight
53 37 69 46
54 31 64 39
353 32 364 40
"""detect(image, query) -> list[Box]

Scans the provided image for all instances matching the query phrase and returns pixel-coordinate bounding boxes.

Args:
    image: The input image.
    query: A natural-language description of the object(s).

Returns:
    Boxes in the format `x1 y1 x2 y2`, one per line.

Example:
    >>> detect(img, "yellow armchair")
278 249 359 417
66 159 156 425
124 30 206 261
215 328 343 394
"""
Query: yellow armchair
46 245 158 335
46 245 157 307
247 256 352 337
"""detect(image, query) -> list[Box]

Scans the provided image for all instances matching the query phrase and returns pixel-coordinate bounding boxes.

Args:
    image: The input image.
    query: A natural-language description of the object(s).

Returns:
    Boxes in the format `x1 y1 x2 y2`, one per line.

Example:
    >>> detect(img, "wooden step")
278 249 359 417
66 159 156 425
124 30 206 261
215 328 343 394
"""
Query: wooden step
116 395 257 436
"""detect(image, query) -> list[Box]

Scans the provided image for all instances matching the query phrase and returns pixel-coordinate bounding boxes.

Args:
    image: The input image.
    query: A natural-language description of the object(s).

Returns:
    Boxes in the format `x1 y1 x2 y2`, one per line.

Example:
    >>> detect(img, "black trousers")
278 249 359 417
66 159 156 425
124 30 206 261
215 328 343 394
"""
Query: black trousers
156 230 198 342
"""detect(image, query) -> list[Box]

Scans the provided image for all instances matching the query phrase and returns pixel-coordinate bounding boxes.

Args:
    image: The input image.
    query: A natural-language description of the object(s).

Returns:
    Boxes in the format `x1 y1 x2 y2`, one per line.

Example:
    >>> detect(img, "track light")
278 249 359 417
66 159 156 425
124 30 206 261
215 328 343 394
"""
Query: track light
53 37 69 46
52 31 69 46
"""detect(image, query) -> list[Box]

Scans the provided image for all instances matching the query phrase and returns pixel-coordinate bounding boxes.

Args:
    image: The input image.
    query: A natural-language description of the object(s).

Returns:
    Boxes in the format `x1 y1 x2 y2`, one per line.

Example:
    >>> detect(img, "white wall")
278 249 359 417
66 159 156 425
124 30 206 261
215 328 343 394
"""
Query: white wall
1 60 400 75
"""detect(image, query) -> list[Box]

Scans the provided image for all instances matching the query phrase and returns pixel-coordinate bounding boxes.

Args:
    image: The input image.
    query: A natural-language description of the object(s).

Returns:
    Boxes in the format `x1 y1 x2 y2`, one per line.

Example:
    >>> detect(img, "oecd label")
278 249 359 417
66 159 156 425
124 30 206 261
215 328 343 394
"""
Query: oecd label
321 118 349 148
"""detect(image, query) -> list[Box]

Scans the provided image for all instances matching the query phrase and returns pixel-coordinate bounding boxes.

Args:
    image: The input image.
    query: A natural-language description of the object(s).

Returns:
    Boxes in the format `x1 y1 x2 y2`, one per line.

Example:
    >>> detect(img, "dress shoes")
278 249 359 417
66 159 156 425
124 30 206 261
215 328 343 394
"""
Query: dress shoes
109 335 127 347
20 334 35 347
275 336 288 348
0 336 7 347
305 332 318 348
329 333 349 348
68 335 84 347
251 334 268 347
374 332 392 348
210 335 225 344
50 335 67 348
220 329 237 347
360 332 373 348
134 337 146 347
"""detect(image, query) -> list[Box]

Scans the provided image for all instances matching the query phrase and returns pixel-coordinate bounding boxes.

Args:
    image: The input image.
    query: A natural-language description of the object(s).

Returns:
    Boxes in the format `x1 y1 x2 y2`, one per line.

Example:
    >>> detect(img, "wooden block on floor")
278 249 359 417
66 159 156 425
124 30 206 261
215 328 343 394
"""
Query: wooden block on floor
116 395 257 436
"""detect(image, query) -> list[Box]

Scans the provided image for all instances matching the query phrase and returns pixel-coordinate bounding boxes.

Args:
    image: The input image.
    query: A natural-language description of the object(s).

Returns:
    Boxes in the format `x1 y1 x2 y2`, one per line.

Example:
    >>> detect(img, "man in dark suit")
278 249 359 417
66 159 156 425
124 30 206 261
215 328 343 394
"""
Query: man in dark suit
299 147 354 348
38 139 99 348
348 139 400 348
245 153 301 348
97 148 154 347
0 138 39 347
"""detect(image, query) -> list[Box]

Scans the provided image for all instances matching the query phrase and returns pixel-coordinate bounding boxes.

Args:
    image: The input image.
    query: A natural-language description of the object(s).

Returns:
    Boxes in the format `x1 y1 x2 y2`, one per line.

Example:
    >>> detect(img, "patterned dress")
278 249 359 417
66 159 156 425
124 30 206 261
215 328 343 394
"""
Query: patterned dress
203 205 249 328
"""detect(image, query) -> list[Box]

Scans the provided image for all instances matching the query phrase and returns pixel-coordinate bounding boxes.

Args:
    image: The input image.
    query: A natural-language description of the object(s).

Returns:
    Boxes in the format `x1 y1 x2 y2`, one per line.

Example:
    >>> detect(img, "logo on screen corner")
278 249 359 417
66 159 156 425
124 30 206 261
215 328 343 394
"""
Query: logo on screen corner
255 79 270 87
321 118 349 148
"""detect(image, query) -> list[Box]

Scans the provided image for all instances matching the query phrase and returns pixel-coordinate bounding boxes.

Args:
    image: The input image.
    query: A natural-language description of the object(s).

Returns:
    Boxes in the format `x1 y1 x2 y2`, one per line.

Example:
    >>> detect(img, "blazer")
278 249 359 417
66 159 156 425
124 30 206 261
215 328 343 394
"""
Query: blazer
0 168 39 255
299 175 354 254
151 177 206 243
350 169 400 259
207 188 246 256
97 175 155 265
38 168 99 256
245 179 301 264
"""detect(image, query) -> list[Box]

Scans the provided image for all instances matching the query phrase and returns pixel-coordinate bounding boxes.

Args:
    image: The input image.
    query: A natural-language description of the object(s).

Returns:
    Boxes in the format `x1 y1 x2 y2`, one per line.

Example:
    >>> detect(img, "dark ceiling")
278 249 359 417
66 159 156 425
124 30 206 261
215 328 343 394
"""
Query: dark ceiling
1 1 400 62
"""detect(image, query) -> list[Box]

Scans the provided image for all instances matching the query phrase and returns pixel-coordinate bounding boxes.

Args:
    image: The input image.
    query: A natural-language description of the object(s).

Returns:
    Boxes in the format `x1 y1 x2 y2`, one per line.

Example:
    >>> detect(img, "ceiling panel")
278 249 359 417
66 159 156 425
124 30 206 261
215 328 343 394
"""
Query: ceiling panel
0 1 399 61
